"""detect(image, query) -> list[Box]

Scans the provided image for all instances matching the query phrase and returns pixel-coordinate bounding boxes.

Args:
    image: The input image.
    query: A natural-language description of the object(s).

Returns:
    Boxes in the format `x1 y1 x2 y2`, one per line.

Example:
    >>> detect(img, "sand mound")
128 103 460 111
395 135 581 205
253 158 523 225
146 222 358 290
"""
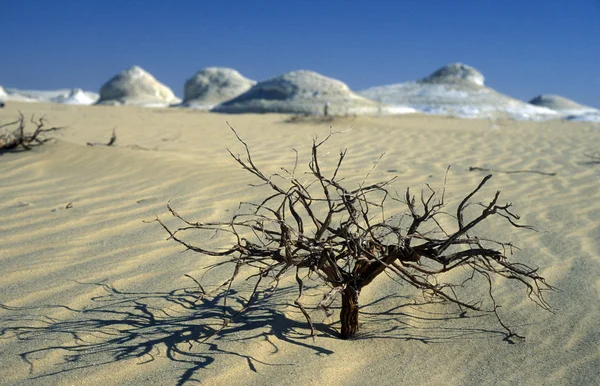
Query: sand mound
96 66 180 107
180 67 255 109
213 70 383 115
360 63 558 120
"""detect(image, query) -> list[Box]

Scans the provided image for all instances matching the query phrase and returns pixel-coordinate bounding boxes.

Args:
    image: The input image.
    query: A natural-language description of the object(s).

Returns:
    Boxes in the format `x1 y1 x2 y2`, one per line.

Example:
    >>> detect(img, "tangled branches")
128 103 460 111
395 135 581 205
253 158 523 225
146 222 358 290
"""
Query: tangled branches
158 125 553 340
0 112 62 153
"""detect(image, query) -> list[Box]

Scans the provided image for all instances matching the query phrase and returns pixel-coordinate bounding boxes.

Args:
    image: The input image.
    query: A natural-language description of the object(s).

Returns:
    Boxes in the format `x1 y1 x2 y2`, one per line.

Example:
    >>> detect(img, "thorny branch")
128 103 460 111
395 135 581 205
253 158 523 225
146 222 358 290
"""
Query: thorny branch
157 125 554 340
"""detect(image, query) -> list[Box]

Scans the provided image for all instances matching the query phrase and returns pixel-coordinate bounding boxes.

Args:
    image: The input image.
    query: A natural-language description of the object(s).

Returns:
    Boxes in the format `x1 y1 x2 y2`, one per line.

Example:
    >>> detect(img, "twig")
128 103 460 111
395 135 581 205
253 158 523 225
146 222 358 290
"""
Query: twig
87 128 117 147
469 166 556 176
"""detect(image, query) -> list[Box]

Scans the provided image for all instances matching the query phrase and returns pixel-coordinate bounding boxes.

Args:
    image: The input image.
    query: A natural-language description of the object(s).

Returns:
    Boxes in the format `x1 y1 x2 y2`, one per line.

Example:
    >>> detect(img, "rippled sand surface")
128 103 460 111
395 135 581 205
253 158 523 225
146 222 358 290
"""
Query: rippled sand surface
1 103 599 385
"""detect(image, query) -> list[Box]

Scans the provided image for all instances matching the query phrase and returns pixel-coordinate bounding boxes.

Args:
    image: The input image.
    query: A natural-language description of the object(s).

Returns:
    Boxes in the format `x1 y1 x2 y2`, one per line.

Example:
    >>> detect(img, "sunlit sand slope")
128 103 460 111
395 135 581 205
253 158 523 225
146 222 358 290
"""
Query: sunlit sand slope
1 102 599 385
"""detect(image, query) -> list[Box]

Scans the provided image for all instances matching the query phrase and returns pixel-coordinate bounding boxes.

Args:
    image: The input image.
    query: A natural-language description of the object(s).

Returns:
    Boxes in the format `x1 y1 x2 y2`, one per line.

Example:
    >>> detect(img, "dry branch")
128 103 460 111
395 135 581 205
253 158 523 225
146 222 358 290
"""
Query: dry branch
87 128 117 147
158 126 554 340
469 166 556 176
0 112 62 153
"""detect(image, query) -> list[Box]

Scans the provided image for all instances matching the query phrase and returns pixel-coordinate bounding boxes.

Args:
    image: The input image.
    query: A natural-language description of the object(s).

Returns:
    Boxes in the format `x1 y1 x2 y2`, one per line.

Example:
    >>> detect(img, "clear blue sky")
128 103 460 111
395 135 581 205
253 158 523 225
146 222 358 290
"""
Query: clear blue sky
2 0 599 107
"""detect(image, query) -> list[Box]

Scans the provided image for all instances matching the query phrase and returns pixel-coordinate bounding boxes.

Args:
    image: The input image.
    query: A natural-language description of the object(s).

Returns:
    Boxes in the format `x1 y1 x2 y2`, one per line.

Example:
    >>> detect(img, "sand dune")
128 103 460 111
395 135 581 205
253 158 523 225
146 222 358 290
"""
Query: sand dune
1 102 599 385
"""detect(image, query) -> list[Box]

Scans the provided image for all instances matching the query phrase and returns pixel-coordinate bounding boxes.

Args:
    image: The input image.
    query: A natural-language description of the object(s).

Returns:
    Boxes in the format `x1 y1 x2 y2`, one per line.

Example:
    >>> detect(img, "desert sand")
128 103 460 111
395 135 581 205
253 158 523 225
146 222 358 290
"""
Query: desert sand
1 102 599 385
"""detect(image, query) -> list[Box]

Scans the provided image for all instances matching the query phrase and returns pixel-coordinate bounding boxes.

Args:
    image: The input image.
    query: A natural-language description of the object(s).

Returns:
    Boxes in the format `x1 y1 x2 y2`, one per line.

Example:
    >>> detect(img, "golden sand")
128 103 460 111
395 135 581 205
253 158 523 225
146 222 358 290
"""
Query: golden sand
1 102 599 385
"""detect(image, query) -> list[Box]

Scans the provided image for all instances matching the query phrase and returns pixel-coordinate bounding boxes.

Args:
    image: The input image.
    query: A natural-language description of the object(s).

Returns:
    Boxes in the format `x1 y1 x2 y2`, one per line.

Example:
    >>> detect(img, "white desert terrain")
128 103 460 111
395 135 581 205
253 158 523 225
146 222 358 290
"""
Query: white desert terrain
0 86 99 105
0 101 599 385
213 70 387 115
180 67 256 110
95 66 181 107
359 63 563 120
529 94 600 122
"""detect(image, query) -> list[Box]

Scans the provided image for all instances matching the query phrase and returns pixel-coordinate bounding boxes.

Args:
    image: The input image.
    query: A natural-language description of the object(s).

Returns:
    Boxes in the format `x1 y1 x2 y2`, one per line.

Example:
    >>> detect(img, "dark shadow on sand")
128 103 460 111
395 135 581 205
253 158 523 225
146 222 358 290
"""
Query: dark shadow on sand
0 281 509 385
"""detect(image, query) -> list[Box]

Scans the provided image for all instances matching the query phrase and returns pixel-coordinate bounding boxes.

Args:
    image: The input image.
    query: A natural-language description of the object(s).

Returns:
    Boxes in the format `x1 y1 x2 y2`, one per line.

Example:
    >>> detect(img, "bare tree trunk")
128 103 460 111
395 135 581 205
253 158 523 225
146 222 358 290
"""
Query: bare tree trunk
340 286 360 339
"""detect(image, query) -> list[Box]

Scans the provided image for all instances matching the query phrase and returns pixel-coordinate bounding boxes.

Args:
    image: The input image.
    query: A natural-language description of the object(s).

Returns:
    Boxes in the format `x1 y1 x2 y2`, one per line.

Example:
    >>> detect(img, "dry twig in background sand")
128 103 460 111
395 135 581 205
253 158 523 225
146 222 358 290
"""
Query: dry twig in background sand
157 125 554 340
583 152 600 165
87 128 117 147
469 166 556 176
0 112 62 153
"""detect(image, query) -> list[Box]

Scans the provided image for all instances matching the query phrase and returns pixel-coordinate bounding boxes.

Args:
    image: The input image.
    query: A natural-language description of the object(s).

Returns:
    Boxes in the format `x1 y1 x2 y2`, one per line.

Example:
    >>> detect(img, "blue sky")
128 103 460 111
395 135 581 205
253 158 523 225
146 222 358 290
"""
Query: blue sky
2 0 599 106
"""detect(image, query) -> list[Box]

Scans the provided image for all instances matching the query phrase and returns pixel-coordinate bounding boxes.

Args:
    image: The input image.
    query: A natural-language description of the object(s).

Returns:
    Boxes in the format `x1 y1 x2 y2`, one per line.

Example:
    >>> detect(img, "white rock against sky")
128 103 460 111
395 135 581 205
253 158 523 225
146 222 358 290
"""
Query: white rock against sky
51 89 98 105
213 70 388 115
0 87 98 105
96 65 180 107
359 63 559 120
180 67 255 109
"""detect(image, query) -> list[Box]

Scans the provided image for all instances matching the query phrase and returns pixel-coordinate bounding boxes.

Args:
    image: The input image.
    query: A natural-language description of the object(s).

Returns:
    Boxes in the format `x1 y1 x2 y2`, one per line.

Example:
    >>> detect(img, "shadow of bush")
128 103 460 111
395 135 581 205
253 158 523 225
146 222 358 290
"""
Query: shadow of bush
1 280 509 384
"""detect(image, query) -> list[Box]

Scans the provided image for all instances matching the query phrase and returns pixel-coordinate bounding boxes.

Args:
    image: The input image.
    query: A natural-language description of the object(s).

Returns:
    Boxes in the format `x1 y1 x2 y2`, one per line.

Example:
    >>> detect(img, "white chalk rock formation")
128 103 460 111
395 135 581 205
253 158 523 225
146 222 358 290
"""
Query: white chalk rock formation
96 66 180 106
213 70 385 115
420 63 485 87
181 67 255 109
0 86 98 104
529 94 600 122
51 88 98 105
360 63 558 120
529 94 599 115
0 86 37 102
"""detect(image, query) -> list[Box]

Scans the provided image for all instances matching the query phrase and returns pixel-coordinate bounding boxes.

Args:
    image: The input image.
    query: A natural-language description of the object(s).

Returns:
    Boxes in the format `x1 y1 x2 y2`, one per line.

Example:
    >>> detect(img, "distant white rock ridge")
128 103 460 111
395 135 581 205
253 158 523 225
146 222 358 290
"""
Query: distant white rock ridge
51 88 97 105
0 86 98 104
212 70 393 115
96 65 180 106
359 63 558 120
0 86 37 102
180 67 255 109
529 94 600 121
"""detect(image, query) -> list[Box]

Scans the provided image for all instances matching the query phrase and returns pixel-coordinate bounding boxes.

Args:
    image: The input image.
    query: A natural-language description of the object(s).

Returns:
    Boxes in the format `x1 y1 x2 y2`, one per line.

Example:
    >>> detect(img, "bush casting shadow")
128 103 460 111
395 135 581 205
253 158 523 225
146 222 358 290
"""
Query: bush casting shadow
0 281 518 384
156 125 554 340
0 281 334 385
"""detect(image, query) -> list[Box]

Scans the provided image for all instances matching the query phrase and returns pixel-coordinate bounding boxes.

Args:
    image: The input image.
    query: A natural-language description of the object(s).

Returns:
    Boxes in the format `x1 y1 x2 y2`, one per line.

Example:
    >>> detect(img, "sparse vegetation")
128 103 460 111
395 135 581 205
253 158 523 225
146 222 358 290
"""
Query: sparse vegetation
0 112 62 153
87 128 117 147
158 125 554 340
